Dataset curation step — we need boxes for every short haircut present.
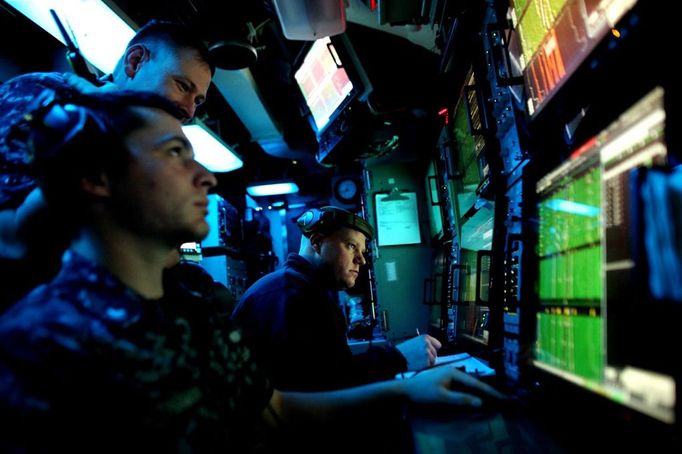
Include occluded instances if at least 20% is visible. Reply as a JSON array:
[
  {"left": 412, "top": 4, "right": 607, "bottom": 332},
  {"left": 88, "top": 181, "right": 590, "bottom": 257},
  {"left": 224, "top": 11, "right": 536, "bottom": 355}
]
[
  {"left": 20, "top": 89, "right": 184, "bottom": 232},
  {"left": 128, "top": 19, "right": 215, "bottom": 76}
]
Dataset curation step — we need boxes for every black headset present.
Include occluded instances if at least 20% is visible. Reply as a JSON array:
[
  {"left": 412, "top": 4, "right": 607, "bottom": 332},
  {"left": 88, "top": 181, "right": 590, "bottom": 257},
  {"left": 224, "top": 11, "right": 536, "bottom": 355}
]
[
  {"left": 296, "top": 206, "right": 374, "bottom": 240},
  {"left": 31, "top": 93, "right": 111, "bottom": 160}
]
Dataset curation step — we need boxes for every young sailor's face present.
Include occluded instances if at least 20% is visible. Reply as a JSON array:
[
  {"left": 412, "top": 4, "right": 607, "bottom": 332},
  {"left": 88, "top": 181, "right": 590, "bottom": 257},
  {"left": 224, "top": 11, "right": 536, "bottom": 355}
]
[{"left": 111, "top": 107, "right": 217, "bottom": 246}]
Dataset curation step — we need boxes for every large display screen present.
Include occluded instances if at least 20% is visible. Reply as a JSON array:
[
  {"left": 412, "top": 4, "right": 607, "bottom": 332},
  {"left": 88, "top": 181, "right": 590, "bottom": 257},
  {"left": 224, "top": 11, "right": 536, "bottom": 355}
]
[{"left": 534, "top": 87, "right": 675, "bottom": 423}]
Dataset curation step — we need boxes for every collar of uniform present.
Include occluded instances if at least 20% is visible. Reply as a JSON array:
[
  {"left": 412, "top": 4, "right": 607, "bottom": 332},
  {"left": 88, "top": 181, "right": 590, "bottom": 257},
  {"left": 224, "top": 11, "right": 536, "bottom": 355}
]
[{"left": 56, "top": 250, "right": 148, "bottom": 327}]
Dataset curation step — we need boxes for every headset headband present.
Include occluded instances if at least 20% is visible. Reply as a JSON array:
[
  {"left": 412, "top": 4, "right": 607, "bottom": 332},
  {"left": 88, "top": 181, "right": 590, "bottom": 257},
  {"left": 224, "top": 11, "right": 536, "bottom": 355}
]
[{"left": 296, "top": 206, "right": 374, "bottom": 240}]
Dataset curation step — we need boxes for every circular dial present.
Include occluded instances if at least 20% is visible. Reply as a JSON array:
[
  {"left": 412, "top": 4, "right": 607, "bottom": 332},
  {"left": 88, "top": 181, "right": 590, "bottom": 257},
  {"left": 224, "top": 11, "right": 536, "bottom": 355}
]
[{"left": 334, "top": 178, "right": 359, "bottom": 203}]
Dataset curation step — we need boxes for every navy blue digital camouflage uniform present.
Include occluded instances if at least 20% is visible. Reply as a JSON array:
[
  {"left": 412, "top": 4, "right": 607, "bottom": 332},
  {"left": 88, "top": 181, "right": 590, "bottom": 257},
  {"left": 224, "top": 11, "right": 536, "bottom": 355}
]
[
  {"left": 0, "top": 250, "right": 273, "bottom": 452},
  {"left": 0, "top": 73, "right": 77, "bottom": 208},
  {"left": 0, "top": 73, "right": 80, "bottom": 309}
]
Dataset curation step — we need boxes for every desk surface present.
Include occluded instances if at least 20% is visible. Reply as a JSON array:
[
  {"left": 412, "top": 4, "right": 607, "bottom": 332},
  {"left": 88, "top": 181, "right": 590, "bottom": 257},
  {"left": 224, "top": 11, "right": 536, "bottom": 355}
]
[
  {"left": 409, "top": 405, "right": 566, "bottom": 454},
  {"left": 408, "top": 394, "right": 681, "bottom": 453}
]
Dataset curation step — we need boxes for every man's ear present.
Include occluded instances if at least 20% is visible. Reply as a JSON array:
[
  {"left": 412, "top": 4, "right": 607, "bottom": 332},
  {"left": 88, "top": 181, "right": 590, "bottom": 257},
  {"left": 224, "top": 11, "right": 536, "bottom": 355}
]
[
  {"left": 80, "top": 173, "right": 111, "bottom": 198},
  {"left": 123, "top": 44, "right": 150, "bottom": 78},
  {"left": 309, "top": 233, "right": 324, "bottom": 253}
]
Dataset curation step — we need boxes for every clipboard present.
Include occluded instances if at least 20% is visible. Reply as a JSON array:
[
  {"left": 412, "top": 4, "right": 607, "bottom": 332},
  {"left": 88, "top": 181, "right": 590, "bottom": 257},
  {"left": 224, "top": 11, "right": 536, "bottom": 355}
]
[{"left": 374, "top": 190, "right": 421, "bottom": 246}]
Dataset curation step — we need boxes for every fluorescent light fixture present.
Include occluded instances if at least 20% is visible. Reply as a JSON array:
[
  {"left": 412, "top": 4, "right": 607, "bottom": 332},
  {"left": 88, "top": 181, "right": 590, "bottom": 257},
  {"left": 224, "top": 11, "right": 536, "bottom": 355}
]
[
  {"left": 7, "top": 0, "right": 135, "bottom": 74},
  {"left": 183, "top": 122, "right": 243, "bottom": 173},
  {"left": 247, "top": 182, "right": 300, "bottom": 197}
]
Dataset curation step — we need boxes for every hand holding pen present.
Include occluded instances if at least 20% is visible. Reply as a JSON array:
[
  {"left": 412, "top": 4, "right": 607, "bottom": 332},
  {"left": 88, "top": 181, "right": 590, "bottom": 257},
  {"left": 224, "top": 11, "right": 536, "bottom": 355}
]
[{"left": 395, "top": 328, "right": 442, "bottom": 371}]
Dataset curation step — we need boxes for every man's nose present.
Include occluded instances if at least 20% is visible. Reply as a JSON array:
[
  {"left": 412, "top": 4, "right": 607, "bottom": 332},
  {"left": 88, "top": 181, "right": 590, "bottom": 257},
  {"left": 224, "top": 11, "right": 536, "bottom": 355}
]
[
  {"left": 176, "top": 99, "right": 195, "bottom": 123},
  {"left": 194, "top": 161, "right": 217, "bottom": 188},
  {"left": 180, "top": 105, "right": 194, "bottom": 123},
  {"left": 185, "top": 102, "right": 196, "bottom": 120}
]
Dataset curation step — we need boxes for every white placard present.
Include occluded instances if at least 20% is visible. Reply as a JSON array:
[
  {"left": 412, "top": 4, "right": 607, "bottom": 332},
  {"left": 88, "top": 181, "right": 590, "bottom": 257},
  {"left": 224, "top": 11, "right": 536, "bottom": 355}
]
[{"left": 374, "top": 191, "right": 421, "bottom": 246}]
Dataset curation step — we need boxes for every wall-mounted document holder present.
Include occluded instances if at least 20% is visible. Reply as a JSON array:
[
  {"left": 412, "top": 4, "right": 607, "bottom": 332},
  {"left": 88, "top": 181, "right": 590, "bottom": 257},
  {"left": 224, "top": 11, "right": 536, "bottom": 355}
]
[{"left": 374, "top": 189, "right": 421, "bottom": 246}]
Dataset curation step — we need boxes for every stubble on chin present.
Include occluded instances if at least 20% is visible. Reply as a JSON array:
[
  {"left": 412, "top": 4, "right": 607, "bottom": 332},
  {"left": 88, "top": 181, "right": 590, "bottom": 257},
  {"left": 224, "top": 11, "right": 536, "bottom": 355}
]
[{"left": 345, "top": 276, "right": 357, "bottom": 289}]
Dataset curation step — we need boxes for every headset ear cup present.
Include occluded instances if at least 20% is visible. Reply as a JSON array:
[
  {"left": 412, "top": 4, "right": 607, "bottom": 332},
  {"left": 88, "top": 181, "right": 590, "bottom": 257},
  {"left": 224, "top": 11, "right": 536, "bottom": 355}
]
[
  {"left": 30, "top": 104, "right": 82, "bottom": 161},
  {"left": 297, "top": 209, "right": 313, "bottom": 233},
  {"left": 297, "top": 209, "right": 324, "bottom": 236}
]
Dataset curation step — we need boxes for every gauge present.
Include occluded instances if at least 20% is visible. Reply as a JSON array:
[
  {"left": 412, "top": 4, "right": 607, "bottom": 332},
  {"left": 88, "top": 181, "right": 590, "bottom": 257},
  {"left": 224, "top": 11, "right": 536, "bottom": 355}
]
[{"left": 334, "top": 177, "right": 360, "bottom": 203}]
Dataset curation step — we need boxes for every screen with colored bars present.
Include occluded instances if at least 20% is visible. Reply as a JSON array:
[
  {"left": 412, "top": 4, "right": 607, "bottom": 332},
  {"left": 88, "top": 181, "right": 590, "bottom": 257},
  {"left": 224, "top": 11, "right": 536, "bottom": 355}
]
[
  {"left": 511, "top": 0, "right": 638, "bottom": 117},
  {"left": 534, "top": 87, "right": 675, "bottom": 423},
  {"left": 294, "top": 36, "right": 354, "bottom": 134}
]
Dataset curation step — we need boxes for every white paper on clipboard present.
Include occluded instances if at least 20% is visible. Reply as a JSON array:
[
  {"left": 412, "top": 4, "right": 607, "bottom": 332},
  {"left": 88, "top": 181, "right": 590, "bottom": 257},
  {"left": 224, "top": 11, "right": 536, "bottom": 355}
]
[{"left": 374, "top": 191, "right": 421, "bottom": 246}]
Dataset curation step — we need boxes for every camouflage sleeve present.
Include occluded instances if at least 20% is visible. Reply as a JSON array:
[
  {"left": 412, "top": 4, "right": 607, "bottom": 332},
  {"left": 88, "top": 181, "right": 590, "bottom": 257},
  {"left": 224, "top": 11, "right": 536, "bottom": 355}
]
[{"left": 0, "top": 72, "right": 75, "bottom": 208}]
